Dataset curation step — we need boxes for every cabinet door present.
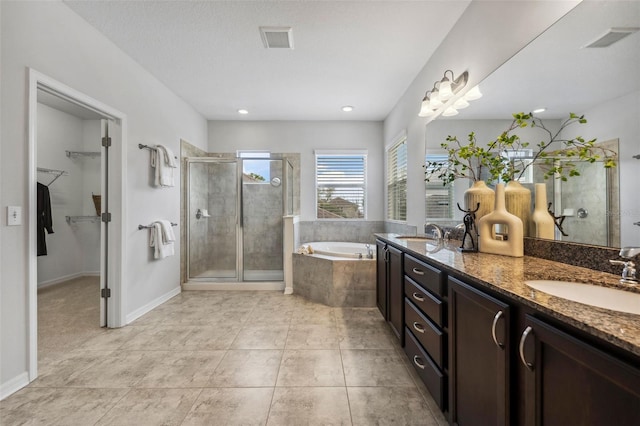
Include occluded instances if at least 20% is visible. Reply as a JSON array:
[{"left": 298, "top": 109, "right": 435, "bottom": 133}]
[
  {"left": 387, "top": 245, "right": 403, "bottom": 343},
  {"left": 375, "top": 240, "right": 387, "bottom": 319},
  {"left": 449, "top": 277, "right": 510, "bottom": 426},
  {"left": 520, "top": 315, "right": 640, "bottom": 426}
]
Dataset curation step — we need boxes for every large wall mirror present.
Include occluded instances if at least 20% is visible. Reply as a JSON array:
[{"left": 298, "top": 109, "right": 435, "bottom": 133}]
[{"left": 425, "top": 0, "right": 640, "bottom": 249}]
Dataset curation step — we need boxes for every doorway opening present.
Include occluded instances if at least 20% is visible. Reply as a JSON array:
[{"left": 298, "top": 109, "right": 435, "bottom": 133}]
[{"left": 27, "top": 69, "right": 127, "bottom": 381}]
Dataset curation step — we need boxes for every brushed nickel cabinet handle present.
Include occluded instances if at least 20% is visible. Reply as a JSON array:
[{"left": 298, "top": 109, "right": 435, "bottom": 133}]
[
  {"left": 413, "top": 355, "right": 425, "bottom": 370},
  {"left": 412, "top": 267, "right": 425, "bottom": 276},
  {"left": 519, "top": 326, "right": 534, "bottom": 371},
  {"left": 412, "top": 292, "right": 425, "bottom": 302},
  {"left": 412, "top": 322, "right": 425, "bottom": 334},
  {"left": 491, "top": 310, "right": 504, "bottom": 348}
]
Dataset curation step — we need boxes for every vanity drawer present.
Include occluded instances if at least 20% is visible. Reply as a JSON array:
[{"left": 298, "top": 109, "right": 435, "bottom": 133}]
[
  {"left": 404, "top": 254, "right": 445, "bottom": 297},
  {"left": 405, "top": 276, "right": 445, "bottom": 328},
  {"left": 405, "top": 298, "right": 445, "bottom": 369},
  {"left": 404, "top": 327, "right": 446, "bottom": 410}
]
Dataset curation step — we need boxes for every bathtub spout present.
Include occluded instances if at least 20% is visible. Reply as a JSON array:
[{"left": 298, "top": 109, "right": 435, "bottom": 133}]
[{"left": 365, "top": 244, "right": 374, "bottom": 259}]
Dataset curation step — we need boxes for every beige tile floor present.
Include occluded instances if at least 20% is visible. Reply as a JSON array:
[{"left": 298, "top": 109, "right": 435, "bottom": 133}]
[{"left": 1, "top": 278, "right": 448, "bottom": 425}]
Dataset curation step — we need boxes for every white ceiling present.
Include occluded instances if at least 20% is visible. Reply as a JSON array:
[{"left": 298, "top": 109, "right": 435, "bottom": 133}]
[
  {"left": 63, "top": 0, "right": 471, "bottom": 121},
  {"left": 448, "top": 0, "right": 640, "bottom": 121}
]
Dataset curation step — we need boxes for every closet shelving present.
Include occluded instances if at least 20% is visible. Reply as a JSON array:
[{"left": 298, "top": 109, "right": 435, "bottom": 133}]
[
  {"left": 66, "top": 216, "right": 101, "bottom": 225},
  {"left": 65, "top": 150, "right": 101, "bottom": 159},
  {"left": 37, "top": 167, "right": 68, "bottom": 186}
]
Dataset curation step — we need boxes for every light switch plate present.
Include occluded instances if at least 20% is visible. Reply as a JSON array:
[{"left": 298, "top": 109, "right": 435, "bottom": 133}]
[{"left": 7, "top": 206, "right": 22, "bottom": 226}]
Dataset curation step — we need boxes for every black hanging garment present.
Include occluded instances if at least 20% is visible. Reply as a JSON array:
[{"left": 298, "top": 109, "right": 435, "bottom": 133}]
[{"left": 37, "top": 182, "right": 54, "bottom": 256}]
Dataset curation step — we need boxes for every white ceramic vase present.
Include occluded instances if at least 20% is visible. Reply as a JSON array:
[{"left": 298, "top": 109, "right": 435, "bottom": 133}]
[
  {"left": 477, "top": 183, "right": 524, "bottom": 257},
  {"left": 464, "top": 181, "right": 495, "bottom": 222},
  {"left": 505, "top": 181, "right": 531, "bottom": 237},
  {"left": 532, "top": 183, "right": 555, "bottom": 239}
]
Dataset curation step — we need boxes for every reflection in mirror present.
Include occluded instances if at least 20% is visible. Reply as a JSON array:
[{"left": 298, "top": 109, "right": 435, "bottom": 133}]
[{"left": 424, "top": 1, "right": 640, "bottom": 248}]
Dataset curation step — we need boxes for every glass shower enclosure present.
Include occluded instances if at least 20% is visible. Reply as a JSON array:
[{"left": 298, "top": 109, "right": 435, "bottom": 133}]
[{"left": 186, "top": 156, "right": 293, "bottom": 282}]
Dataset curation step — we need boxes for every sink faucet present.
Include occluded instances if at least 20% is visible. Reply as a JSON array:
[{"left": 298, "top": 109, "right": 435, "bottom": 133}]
[
  {"left": 610, "top": 247, "right": 640, "bottom": 285},
  {"left": 424, "top": 223, "right": 443, "bottom": 239},
  {"left": 619, "top": 247, "right": 640, "bottom": 259}
]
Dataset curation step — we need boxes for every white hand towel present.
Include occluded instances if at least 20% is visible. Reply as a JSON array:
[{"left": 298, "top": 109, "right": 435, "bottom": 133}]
[
  {"left": 149, "top": 223, "right": 174, "bottom": 259},
  {"left": 151, "top": 145, "right": 175, "bottom": 188},
  {"left": 157, "top": 220, "right": 176, "bottom": 243},
  {"left": 156, "top": 144, "right": 177, "bottom": 168}
]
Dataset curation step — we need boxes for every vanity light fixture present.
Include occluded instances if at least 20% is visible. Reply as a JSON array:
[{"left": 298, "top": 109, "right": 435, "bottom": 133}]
[
  {"left": 238, "top": 109, "right": 249, "bottom": 115},
  {"left": 419, "top": 70, "right": 469, "bottom": 117},
  {"left": 442, "top": 106, "right": 459, "bottom": 117},
  {"left": 463, "top": 85, "right": 483, "bottom": 101},
  {"left": 341, "top": 105, "right": 354, "bottom": 112}
]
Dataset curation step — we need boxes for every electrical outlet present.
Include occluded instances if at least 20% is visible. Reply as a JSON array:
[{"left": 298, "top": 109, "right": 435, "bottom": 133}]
[{"left": 7, "top": 206, "right": 22, "bottom": 226}]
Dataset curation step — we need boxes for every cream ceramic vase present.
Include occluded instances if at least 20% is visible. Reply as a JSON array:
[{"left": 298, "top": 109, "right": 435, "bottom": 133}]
[
  {"left": 532, "top": 183, "right": 555, "bottom": 239},
  {"left": 477, "top": 183, "right": 524, "bottom": 257},
  {"left": 464, "top": 181, "right": 495, "bottom": 222},
  {"left": 505, "top": 181, "right": 531, "bottom": 237}
]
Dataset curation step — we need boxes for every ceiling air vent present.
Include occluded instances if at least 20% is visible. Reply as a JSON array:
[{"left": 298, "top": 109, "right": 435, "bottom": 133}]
[
  {"left": 260, "top": 26, "right": 294, "bottom": 49},
  {"left": 584, "top": 27, "right": 640, "bottom": 48}
]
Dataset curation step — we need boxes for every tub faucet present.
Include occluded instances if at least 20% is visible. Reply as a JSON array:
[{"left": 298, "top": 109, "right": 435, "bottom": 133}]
[
  {"left": 609, "top": 247, "right": 640, "bottom": 285},
  {"left": 365, "top": 244, "right": 373, "bottom": 259}
]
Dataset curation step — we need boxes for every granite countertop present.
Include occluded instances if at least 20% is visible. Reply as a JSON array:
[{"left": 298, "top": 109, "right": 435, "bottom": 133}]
[{"left": 376, "top": 233, "right": 640, "bottom": 358}]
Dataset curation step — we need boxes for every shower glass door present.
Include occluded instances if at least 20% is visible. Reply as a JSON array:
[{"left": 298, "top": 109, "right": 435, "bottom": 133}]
[
  {"left": 187, "top": 159, "right": 239, "bottom": 280},
  {"left": 242, "top": 158, "right": 284, "bottom": 281}
]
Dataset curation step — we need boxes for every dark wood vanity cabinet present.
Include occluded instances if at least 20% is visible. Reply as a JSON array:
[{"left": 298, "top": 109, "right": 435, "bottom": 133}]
[
  {"left": 375, "top": 236, "right": 640, "bottom": 425},
  {"left": 448, "top": 276, "right": 511, "bottom": 426},
  {"left": 520, "top": 315, "right": 640, "bottom": 426},
  {"left": 375, "top": 240, "right": 403, "bottom": 343},
  {"left": 403, "top": 253, "right": 448, "bottom": 411}
]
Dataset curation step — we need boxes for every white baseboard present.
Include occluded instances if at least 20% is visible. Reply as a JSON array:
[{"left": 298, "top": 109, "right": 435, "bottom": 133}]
[
  {"left": 183, "top": 281, "right": 285, "bottom": 291},
  {"left": 0, "top": 371, "right": 29, "bottom": 401},
  {"left": 37, "top": 271, "right": 100, "bottom": 289},
  {"left": 125, "top": 286, "right": 181, "bottom": 324}
]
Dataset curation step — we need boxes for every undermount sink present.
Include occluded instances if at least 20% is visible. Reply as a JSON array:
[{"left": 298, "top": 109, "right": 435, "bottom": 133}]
[{"left": 525, "top": 280, "right": 640, "bottom": 315}]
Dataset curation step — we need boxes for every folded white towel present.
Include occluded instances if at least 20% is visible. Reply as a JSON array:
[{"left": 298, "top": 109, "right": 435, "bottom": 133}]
[
  {"left": 149, "top": 222, "right": 174, "bottom": 259},
  {"left": 150, "top": 144, "right": 177, "bottom": 187}
]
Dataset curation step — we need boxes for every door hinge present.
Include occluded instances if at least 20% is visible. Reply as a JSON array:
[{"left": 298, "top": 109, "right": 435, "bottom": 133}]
[
  {"left": 101, "top": 212, "right": 111, "bottom": 223},
  {"left": 102, "top": 136, "right": 112, "bottom": 147},
  {"left": 101, "top": 288, "right": 111, "bottom": 298}
]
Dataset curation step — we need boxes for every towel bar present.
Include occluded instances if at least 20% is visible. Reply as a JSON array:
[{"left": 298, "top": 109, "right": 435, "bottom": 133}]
[
  {"left": 138, "top": 222, "right": 178, "bottom": 230},
  {"left": 138, "top": 143, "right": 178, "bottom": 159}
]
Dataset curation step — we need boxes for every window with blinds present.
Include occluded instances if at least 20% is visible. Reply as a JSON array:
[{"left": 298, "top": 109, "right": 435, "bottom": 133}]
[
  {"left": 425, "top": 154, "right": 455, "bottom": 219},
  {"left": 387, "top": 138, "right": 407, "bottom": 221},
  {"left": 316, "top": 151, "right": 367, "bottom": 219}
]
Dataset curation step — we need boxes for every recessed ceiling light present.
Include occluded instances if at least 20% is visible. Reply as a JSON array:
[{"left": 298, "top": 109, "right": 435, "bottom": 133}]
[
  {"left": 532, "top": 108, "right": 546, "bottom": 114},
  {"left": 238, "top": 109, "right": 249, "bottom": 115},
  {"left": 341, "top": 106, "right": 354, "bottom": 112}
]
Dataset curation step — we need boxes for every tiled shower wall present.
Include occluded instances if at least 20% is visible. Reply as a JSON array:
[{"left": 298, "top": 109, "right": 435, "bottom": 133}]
[{"left": 181, "top": 140, "right": 301, "bottom": 283}]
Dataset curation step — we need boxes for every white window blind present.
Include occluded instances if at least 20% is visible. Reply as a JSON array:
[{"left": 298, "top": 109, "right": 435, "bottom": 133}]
[
  {"left": 387, "top": 138, "right": 407, "bottom": 221},
  {"left": 425, "top": 154, "right": 455, "bottom": 219},
  {"left": 316, "top": 152, "right": 366, "bottom": 219}
]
